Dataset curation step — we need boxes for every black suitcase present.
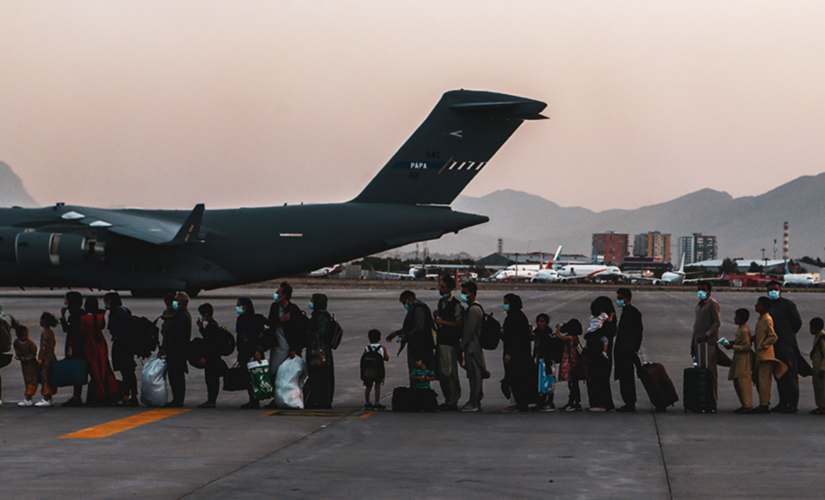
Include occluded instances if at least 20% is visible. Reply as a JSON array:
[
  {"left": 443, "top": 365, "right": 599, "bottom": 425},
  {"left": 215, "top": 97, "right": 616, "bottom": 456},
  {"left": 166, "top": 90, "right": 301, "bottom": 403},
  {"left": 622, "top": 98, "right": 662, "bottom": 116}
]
[
  {"left": 684, "top": 342, "right": 715, "bottom": 413},
  {"left": 391, "top": 387, "right": 438, "bottom": 412},
  {"left": 639, "top": 362, "right": 678, "bottom": 411}
]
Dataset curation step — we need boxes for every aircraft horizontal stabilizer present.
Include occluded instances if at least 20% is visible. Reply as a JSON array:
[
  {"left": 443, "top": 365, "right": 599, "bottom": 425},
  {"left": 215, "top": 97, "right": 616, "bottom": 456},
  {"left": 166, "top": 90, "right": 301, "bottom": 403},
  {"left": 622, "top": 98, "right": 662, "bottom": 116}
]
[{"left": 70, "top": 205, "right": 206, "bottom": 246}]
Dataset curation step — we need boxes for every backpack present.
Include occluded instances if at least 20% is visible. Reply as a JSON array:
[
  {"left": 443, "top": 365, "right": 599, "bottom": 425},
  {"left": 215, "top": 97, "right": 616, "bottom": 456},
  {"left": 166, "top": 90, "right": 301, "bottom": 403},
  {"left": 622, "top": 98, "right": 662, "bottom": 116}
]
[
  {"left": 472, "top": 304, "right": 501, "bottom": 351},
  {"left": 330, "top": 317, "right": 344, "bottom": 350},
  {"left": 216, "top": 326, "right": 236, "bottom": 357},
  {"left": 360, "top": 345, "right": 385, "bottom": 383},
  {"left": 129, "top": 316, "right": 160, "bottom": 359},
  {"left": 0, "top": 316, "right": 14, "bottom": 353}
]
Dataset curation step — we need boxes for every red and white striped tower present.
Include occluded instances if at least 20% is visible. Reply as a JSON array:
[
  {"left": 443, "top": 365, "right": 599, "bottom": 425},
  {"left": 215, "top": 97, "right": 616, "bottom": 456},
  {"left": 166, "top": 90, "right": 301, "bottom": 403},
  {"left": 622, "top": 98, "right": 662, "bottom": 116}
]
[{"left": 783, "top": 222, "right": 790, "bottom": 260}]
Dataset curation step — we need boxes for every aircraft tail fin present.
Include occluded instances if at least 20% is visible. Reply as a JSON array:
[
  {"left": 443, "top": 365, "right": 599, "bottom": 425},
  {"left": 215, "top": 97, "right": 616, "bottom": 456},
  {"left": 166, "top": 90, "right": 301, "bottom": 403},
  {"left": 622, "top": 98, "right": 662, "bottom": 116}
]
[
  {"left": 352, "top": 90, "right": 546, "bottom": 205},
  {"left": 785, "top": 258, "right": 790, "bottom": 275},
  {"left": 551, "top": 245, "right": 563, "bottom": 271},
  {"left": 678, "top": 253, "right": 686, "bottom": 274}
]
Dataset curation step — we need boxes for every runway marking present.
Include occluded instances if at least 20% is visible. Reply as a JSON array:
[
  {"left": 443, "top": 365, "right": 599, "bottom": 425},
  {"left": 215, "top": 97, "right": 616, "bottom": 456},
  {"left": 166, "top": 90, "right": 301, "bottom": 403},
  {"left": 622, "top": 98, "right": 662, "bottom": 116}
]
[
  {"left": 59, "top": 409, "right": 189, "bottom": 438},
  {"left": 262, "top": 408, "right": 376, "bottom": 418}
]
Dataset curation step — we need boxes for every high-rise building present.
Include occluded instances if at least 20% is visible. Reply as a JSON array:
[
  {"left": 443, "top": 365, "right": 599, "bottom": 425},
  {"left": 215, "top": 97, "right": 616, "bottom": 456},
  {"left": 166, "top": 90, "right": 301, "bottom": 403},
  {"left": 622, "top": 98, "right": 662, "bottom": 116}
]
[
  {"left": 679, "top": 233, "right": 718, "bottom": 265},
  {"left": 633, "top": 231, "right": 671, "bottom": 263},
  {"left": 592, "top": 232, "right": 629, "bottom": 265}
]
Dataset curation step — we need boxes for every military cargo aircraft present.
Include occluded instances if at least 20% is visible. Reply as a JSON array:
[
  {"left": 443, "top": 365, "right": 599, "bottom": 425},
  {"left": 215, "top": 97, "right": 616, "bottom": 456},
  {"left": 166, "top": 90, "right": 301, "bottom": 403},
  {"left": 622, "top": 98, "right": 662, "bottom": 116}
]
[{"left": 0, "top": 90, "right": 546, "bottom": 296}]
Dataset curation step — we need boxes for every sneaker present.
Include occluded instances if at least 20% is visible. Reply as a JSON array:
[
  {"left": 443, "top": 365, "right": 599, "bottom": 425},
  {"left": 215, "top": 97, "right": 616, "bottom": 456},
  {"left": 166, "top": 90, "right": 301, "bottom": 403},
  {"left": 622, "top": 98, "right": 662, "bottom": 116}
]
[
  {"left": 565, "top": 404, "right": 583, "bottom": 412},
  {"left": 18, "top": 399, "right": 33, "bottom": 407},
  {"left": 501, "top": 405, "right": 520, "bottom": 413},
  {"left": 460, "top": 403, "right": 480, "bottom": 412},
  {"left": 34, "top": 399, "right": 53, "bottom": 407},
  {"left": 372, "top": 403, "right": 386, "bottom": 410},
  {"left": 588, "top": 406, "right": 606, "bottom": 413},
  {"left": 751, "top": 405, "right": 770, "bottom": 414},
  {"left": 538, "top": 404, "right": 556, "bottom": 413},
  {"left": 364, "top": 402, "right": 374, "bottom": 410}
]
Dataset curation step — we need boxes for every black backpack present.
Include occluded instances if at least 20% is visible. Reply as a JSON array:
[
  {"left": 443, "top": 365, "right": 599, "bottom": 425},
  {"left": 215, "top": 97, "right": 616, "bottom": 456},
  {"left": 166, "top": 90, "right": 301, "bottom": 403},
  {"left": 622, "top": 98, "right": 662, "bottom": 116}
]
[
  {"left": 129, "top": 316, "right": 160, "bottom": 359},
  {"left": 360, "top": 345, "right": 385, "bottom": 383},
  {"left": 0, "top": 316, "right": 15, "bottom": 354},
  {"left": 216, "top": 326, "right": 236, "bottom": 357},
  {"left": 472, "top": 304, "right": 501, "bottom": 351}
]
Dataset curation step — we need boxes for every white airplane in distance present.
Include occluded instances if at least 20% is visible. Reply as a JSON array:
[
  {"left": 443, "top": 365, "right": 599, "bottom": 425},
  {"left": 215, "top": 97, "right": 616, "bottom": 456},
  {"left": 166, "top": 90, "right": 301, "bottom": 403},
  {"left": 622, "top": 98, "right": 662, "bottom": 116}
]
[
  {"left": 309, "top": 264, "right": 345, "bottom": 277},
  {"left": 782, "top": 259, "right": 816, "bottom": 286},
  {"left": 533, "top": 246, "right": 624, "bottom": 283},
  {"left": 632, "top": 254, "right": 687, "bottom": 285}
]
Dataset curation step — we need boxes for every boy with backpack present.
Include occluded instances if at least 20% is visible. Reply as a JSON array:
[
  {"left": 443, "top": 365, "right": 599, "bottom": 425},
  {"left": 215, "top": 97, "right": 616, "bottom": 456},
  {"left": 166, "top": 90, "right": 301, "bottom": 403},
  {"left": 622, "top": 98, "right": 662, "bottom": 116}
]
[
  {"left": 459, "top": 281, "right": 491, "bottom": 412},
  {"left": 362, "top": 329, "right": 389, "bottom": 410}
]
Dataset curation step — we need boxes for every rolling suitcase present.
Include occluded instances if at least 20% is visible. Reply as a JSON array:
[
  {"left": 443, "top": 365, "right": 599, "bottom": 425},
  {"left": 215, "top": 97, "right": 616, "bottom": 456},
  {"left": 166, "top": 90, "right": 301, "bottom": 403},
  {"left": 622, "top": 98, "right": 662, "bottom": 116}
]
[
  {"left": 50, "top": 358, "right": 88, "bottom": 387},
  {"left": 639, "top": 361, "right": 678, "bottom": 411},
  {"left": 391, "top": 387, "right": 438, "bottom": 412},
  {"left": 683, "top": 342, "right": 715, "bottom": 413}
]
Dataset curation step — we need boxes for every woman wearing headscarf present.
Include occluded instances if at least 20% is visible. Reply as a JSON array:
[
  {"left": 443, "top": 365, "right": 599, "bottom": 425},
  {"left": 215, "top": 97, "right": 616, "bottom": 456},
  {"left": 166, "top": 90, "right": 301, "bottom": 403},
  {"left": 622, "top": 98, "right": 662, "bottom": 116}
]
[
  {"left": 304, "top": 293, "right": 338, "bottom": 409},
  {"left": 0, "top": 304, "right": 21, "bottom": 407},
  {"left": 584, "top": 296, "right": 616, "bottom": 412},
  {"left": 501, "top": 293, "right": 538, "bottom": 412},
  {"left": 236, "top": 297, "right": 268, "bottom": 409},
  {"left": 60, "top": 291, "right": 87, "bottom": 406},
  {"left": 104, "top": 292, "right": 138, "bottom": 406},
  {"left": 80, "top": 296, "right": 120, "bottom": 405}
]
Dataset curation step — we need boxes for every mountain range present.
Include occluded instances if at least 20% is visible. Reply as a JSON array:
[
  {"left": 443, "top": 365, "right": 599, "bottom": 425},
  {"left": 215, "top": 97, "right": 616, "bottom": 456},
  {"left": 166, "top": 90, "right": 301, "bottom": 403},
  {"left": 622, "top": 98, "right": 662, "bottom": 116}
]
[
  {"left": 425, "top": 173, "right": 825, "bottom": 260},
  {"left": 0, "top": 161, "right": 38, "bottom": 207}
]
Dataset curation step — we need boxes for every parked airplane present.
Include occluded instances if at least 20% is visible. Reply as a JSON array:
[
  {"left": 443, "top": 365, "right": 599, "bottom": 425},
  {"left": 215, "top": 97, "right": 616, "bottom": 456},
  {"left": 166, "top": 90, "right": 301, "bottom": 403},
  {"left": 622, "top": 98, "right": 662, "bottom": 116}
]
[
  {"left": 0, "top": 90, "right": 547, "bottom": 296},
  {"left": 533, "top": 246, "right": 621, "bottom": 283},
  {"left": 631, "top": 254, "right": 688, "bottom": 285},
  {"left": 782, "top": 259, "right": 816, "bottom": 286},
  {"left": 308, "top": 264, "right": 344, "bottom": 278}
]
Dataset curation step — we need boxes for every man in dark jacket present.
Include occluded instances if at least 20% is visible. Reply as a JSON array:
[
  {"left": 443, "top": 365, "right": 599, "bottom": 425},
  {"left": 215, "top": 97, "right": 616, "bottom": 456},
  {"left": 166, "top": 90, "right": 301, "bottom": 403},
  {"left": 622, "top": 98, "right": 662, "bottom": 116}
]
[
  {"left": 614, "top": 288, "right": 643, "bottom": 412},
  {"left": 387, "top": 290, "right": 435, "bottom": 383},
  {"left": 434, "top": 276, "right": 463, "bottom": 411},
  {"left": 767, "top": 282, "right": 803, "bottom": 413},
  {"left": 159, "top": 291, "right": 192, "bottom": 408},
  {"left": 196, "top": 303, "right": 228, "bottom": 408}
]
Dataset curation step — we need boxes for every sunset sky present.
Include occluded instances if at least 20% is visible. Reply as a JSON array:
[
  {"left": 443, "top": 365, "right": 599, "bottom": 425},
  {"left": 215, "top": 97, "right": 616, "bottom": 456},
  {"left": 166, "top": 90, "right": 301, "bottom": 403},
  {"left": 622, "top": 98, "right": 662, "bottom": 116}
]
[{"left": 2, "top": 1, "right": 825, "bottom": 211}]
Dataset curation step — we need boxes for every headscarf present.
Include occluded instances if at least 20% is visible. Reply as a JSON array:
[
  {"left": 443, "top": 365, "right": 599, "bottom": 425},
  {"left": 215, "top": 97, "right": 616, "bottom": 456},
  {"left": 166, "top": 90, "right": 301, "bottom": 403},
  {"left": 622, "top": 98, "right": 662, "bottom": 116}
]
[
  {"left": 66, "top": 291, "right": 84, "bottom": 310},
  {"left": 311, "top": 293, "right": 328, "bottom": 314},
  {"left": 504, "top": 293, "right": 523, "bottom": 312},
  {"left": 237, "top": 297, "right": 255, "bottom": 314}
]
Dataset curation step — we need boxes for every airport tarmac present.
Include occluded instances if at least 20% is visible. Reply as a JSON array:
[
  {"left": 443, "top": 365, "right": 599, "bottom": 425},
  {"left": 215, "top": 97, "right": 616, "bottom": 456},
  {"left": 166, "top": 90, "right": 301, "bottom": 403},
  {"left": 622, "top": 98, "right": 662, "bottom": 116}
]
[{"left": 1, "top": 288, "right": 824, "bottom": 499}]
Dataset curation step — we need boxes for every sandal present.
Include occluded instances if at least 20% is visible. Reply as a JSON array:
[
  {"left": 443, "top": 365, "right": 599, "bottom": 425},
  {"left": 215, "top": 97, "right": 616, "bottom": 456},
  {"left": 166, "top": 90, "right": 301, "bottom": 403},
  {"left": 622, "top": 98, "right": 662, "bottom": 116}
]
[{"left": 809, "top": 408, "right": 825, "bottom": 415}]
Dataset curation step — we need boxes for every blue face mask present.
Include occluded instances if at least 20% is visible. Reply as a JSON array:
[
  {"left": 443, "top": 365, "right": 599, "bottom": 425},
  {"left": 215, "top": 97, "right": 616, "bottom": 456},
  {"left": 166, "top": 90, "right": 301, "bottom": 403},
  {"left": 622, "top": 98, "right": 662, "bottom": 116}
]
[
  {"left": 697, "top": 291, "right": 708, "bottom": 301},
  {"left": 616, "top": 299, "right": 626, "bottom": 308},
  {"left": 404, "top": 303, "right": 410, "bottom": 310},
  {"left": 236, "top": 306, "right": 244, "bottom": 315},
  {"left": 308, "top": 302, "right": 314, "bottom": 310},
  {"left": 503, "top": 304, "right": 510, "bottom": 312},
  {"left": 441, "top": 292, "right": 451, "bottom": 299},
  {"left": 104, "top": 304, "right": 110, "bottom": 310},
  {"left": 172, "top": 301, "right": 180, "bottom": 310},
  {"left": 273, "top": 292, "right": 280, "bottom": 302},
  {"left": 768, "top": 290, "right": 780, "bottom": 300},
  {"left": 199, "top": 315, "right": 206, "bottom": 322},
  {"left": 460, "top": 294, "right": 469, "bottom": 303}
]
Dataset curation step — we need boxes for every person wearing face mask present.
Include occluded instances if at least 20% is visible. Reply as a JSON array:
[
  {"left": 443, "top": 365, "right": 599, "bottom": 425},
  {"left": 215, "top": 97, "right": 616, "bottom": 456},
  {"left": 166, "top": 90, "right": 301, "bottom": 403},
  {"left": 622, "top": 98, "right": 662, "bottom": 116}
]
[
  {"left": 765, "top": 282, "right": 803, "bottom": 413},
  {"left": 386, "top": 290, "right": 435, "bottom": 384},
  {"left": 614, "top": 288, "right": 643, "bottom": 412},
  {"left": 158, "top": 292, "right": 192, "bottom": 408},
  {"left": 691, "top": 281, "right": 721, "bottom": 410},
  {"left": 60, "top": 291, "right": 86, "bottom": 407},
  {"left": 459, "top": 281, "right": 489, "bottom": 412},
  {"left": 266, "top": 282, "right": 308, "bottom": 398},
  {"left": 104, "top": 292, "right": 138, "bottom": 407},
  {"left": 236, "top": 297, "right": 268, "bottom": 409},
  {"left": 433, "top": 276, "right": 463, "bottom": 411},
  {"left": 500, "top": 293, "right": 537, "bottom": 413},
  {"left": 195, "top": 303, "right": 227, "bottom": 408}
]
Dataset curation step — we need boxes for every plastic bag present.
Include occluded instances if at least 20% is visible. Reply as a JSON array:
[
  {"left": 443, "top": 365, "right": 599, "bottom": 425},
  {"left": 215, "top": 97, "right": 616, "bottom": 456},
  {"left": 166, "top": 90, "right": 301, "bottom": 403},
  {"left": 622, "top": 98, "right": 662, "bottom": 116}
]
[
  {"left": 140, "top": 356, "right": 168, "bottom": 407},
  {"left": 247, "top": 359, "right": 274, "bottom": 400},
  {"left": 274, "top": 357, "right": 307, "bottom": 409}
]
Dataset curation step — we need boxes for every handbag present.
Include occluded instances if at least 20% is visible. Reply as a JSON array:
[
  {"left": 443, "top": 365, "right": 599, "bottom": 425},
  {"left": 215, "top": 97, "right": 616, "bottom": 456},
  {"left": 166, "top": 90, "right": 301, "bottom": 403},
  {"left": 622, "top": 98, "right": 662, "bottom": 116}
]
[{"left": 223, "top": 362, "right": 250, "bottom": 391}]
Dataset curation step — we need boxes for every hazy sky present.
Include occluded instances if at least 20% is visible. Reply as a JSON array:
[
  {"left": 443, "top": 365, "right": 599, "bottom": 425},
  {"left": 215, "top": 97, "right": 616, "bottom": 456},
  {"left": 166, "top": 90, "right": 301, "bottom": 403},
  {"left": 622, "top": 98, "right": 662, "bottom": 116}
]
[{"left": 3, "top": 1, "right": 825, "bottom": 211}]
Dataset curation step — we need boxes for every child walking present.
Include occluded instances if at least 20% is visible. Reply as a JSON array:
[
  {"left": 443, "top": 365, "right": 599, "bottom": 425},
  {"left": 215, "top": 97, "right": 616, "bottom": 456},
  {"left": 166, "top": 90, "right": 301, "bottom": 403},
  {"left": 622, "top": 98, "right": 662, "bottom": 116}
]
[
  {"left": 752, "top": 297, "right": 788, "bottom": 414},
  {"left": 35, "top": 313, "right": 59, "bottom": 407},
  {"left": 722, "top": 308, "right": 753, "bottom": 414},
  {"left": 808, "top": 317, "right": 825, "bottom": 415},
  {"left": 13, "top": 325, "right": 39, "bottom": 407},
  {"left": 361, "top": 329, "right": 389, "bottom": 410},
  {"left": 556, "top": 319, "right": 583, "bottom": 411},
  {"left": 534, "top": 313, "right": 562, "bottom": 412}
]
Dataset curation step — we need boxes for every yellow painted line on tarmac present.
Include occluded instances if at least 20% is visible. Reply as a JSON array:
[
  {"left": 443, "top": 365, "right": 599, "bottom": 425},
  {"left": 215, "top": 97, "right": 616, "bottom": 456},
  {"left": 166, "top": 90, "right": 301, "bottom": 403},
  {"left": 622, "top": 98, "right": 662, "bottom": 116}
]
[{"left": 59, "top": 409, "right": 189, "bottom": 439}]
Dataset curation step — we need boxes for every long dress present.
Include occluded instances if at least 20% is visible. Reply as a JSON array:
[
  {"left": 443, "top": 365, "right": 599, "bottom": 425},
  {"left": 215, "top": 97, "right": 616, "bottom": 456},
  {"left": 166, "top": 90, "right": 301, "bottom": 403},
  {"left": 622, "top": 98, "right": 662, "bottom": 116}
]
[
  {"left": 585, "top": 318, "right": 616, "bottom": 410},
  {"left": 80, "top": 312, "right": 120, "bottom": 402},
  {"left": 502, "top": 311, "right": 538, "bottom": 410},
  {"left": 304, "top": 311, "right": 335, "bottom": 409},
  {"left": 39, "top": 328, "right": 58, "bottom": 397}
]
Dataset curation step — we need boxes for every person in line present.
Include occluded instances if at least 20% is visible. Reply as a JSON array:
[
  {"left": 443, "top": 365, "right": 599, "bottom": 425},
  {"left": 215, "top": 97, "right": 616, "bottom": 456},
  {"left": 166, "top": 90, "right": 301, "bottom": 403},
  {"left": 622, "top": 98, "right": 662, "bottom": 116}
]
[
  {"left": 304, "top": 293, "right": 337, "bottom": 409},
  {"left": 267, "top": 281, "right": 307, "bottom": 388},
  {"left": 160, "top": 293, "right": 177, "bottom": 339},
  {"left": 766, "top": 282, "right": 803, "bottom": 413},
  {"left": 60, "top": 291, "right": 86, "bottom": 407},
  {"left": 751, "top": 296, "right": 788, "bottom": 414},
  {"left": 691, "top": 281, "right": 721, "bottom": 411},
  {"left": 0, "top": 304, "right": 21, "bottom": 408},
  {"left": 104, "top": 292, "right": 138, "bottom": 407},
  {"left": 387, "top": 291, "right": 435, "bottom": 379},
  {"left": 584, "top": 297, "right": 616, "bottom": 412},
  {"left": 81, "top": 296, "right": 120, "bottom": 406},
  {"left": 433, "top": 276, "right": 463, "bottom": 411},
  {"left": 236, "top": 297, "right": 268, "bottom": 409},
  {"left": 614, "top": 288, "right": 643, "bottom": 413},
  {"left": 500, "top": 293, "right": 537, "bottom": 413},
  {"left": 410, "top": 357, "right": 436, "bottom": 390},
  {"left": 808, "top": 317, "right": 825, "bottom": 415},
  {"left": 459, "top": 281, "right": 489, "bottom": 412},
  {"left": 35, "top": 313, "right": 59, "bottom": 407},
  {"left": 13, "top": 325, "right": 39, "bottom": 407},
  {"left": 533, "top": 313, "right": 562, "bottom": 412},
  {"left": 159, "top": 292, "right": 192, "bottom": 408},
  {"left": 196, "top": 303, "right": 227, "bottom": 408},
  {"left": 362, "top": 329, "right": 389, "bottom": 410},
  {"left": 555, "top": 319, "right": 583, "bottom": 411},
  {"left": 722, "top": 308, "right": 754, "bottom": 414}
]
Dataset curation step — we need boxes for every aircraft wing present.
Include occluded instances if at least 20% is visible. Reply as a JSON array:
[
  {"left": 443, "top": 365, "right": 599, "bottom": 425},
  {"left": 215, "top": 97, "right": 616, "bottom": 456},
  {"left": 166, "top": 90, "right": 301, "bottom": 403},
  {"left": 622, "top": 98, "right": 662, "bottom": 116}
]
[{"left": 70, "top": 205, "right": 205, "bottom": 246}]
